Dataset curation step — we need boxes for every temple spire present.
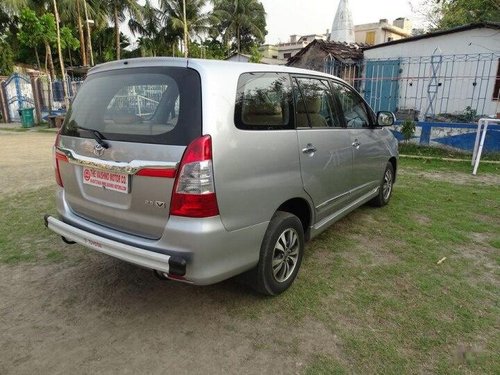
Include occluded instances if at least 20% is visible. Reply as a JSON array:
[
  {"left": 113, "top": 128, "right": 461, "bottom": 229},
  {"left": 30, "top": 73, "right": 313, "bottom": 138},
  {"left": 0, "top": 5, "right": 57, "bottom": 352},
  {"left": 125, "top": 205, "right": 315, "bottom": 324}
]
[{"left": 330, "top": 0, "right": 355, "bottom": 43}]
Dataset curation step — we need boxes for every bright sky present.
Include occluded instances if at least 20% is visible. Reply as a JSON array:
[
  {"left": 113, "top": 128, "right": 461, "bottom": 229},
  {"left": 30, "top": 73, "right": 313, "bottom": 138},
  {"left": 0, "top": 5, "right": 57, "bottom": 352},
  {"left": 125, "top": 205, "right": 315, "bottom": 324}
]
[
  {"left": 132, "top": 0, "right": 425, "bottom": 45},
  {"left": 261, "top": 0, "right": 422, "bottom": 44}
]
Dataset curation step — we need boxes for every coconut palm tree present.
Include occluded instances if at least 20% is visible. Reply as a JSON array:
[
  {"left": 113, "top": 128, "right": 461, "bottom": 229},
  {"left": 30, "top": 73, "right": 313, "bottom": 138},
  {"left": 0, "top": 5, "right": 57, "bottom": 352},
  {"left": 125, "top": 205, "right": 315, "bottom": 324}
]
[
  {"left": 58, "top": 0, "right": 87, "bottom": 65},
  {"left": 128, "top": 0, "right": 166, "bottom": 56},
  {"left": 160, "top": 0, "right": 212, "bottom": 57},
  {"left": 57, "top": 0, "right": 106, "bottom": 66},
  {"left": 213, "top": 0, "right": 266, "bottom": 54},
  {"left": 93, "top": 0, "right": 141, "bottom": 60}
]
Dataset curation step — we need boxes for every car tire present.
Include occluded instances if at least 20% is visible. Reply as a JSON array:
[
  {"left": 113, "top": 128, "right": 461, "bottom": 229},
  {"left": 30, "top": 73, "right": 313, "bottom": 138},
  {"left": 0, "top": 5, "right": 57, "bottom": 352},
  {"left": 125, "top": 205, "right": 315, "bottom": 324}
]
[
  {"left": 252, "top": 211, "right": 304, "bottom": 296},
  {"left": 370, "top": 162, "right": 395, "bottom": 207}
]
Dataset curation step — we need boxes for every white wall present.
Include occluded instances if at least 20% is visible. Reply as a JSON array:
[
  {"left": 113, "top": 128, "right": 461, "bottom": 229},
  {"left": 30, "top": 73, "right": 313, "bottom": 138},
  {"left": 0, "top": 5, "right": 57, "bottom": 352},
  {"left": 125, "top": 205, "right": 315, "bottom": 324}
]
[{"left": 363, "top": 27, "right": 500, "bottom": 117}]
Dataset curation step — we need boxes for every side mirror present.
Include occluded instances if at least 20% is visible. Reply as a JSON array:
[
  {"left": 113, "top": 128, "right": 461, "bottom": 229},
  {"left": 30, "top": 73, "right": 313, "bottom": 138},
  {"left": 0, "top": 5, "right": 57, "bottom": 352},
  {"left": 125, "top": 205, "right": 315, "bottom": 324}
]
[{"left": 376, "top": 111, "right": 395, "bottom": 126}]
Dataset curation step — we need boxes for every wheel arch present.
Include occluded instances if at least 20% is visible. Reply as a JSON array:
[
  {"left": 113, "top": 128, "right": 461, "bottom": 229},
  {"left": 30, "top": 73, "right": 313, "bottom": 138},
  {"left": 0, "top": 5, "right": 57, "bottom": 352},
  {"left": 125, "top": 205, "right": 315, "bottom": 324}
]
[
  {"left": 277, "top": 198, "right": 313, "bottom": 241},
  {"left": 389, "top": 156, "right": 397, "bottom": 182}
]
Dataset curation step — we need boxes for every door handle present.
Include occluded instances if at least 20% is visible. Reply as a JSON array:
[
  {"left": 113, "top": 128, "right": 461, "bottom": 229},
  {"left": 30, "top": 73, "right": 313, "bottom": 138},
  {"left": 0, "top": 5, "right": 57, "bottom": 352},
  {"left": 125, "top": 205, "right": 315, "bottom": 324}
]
[
  {"left": 302, "top": 144, "right": 317, "bottom": 154},
  {"left": 352, "top": 139, "right": 361, "bottom": 148}
]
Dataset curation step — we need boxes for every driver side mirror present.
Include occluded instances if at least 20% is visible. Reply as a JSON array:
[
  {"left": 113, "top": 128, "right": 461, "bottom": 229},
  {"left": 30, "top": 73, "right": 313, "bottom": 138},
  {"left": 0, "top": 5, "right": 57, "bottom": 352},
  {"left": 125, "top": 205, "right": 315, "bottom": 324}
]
[{"left": 376, "top": 111, "right": 395, "bottom": 126}]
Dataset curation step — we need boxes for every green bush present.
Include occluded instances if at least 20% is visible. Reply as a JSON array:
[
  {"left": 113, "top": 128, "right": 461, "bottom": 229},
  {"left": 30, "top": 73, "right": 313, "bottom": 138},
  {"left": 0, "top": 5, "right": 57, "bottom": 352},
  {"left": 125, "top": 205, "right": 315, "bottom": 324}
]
[
  {"left": 0, "top": 39, "right": 14, "bottom": 76},
  {"left": 401, "top": 119, "right": 416, "bottom": 143}
]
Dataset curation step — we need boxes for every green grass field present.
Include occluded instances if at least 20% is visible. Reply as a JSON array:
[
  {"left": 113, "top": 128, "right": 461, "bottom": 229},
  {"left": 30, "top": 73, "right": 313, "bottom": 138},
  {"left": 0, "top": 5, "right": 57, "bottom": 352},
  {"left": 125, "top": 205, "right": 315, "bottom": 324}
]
[{"left": 1, "top": 156, "right": 498, "bottom": 374}]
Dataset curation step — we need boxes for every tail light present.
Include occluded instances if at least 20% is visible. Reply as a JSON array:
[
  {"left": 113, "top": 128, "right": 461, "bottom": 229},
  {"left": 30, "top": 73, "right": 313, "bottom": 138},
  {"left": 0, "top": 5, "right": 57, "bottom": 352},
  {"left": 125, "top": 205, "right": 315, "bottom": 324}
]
[
  {"left": 54, "top": 132, "right": 68, "bottom": 187},
  {"left": 170, "top": 135, "right": 219, "bottom": 218}
]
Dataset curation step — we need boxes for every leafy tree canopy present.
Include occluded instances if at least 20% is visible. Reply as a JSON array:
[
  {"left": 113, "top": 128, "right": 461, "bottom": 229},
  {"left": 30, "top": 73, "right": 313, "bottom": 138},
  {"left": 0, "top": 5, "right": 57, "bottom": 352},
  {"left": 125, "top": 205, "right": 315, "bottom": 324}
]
[
  {"left": 60, "top": 26, "right": 80, "bottom": 51},
  {"left": 18, "top": 8, "right": 57, "bottom": 48},
  {"left": 0, "top": 39, "right": 14, "bottom": 75},
  {"left": 436, "top": 0, "right": 500, "bottom": 29},
  {"left": 213, "top": 0, "right": 267, "bottom": 54}
]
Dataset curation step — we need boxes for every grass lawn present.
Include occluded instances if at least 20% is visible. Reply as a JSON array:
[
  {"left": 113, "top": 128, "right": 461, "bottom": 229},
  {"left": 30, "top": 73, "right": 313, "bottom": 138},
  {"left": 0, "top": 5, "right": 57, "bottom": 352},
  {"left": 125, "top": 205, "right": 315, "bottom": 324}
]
[{"left": 1, "top": 156, "right": 498, "bottom": 374}]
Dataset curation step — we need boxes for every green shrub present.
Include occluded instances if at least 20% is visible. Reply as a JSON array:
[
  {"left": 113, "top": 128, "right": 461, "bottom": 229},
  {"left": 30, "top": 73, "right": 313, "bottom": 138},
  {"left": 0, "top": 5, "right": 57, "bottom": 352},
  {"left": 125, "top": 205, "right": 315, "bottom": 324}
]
[{"left": 401, "top": 119, "right": 416, "bottom": 143}]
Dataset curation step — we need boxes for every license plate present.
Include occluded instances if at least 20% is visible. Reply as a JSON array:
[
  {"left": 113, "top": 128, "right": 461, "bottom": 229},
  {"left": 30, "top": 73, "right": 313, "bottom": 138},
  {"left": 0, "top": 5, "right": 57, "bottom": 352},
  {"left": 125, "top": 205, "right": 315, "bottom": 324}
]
[{"left": 82, "top": 167, "right": 129, "bottom": 194}]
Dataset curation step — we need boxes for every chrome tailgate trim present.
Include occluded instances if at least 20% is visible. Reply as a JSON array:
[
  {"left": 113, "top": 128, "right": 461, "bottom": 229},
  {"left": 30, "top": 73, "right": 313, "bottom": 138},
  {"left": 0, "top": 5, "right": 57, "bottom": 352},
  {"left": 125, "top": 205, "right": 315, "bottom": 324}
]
[{"left": 56, "top": 146, "right": 178, "bottom": 175}]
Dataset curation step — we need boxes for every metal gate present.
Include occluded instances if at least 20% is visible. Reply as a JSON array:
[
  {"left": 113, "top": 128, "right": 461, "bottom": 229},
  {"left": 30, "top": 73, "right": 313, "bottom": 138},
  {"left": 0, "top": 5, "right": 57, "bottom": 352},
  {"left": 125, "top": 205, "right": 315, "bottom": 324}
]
[
  {"left": 363, "top": 59, "right": 401, "bottom": 112},
  {"left": 1, "top": 73, "right": 35, "bottom": 122}
]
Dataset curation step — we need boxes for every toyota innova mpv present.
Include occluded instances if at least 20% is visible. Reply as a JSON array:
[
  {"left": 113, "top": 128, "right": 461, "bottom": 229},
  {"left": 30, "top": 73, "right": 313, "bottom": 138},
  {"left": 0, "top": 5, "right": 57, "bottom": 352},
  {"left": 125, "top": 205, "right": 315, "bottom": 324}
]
[{"left": 45, "top": 58, "right": 398, "bottom": 295}]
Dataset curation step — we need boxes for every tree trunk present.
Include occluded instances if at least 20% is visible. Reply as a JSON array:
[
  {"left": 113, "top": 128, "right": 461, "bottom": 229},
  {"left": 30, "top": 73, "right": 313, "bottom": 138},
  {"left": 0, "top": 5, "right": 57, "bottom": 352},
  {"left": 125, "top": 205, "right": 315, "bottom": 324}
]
[
  {"left": 183, "top": 0, "right": 188, "bottom": 57},
  {"left": 76, "top": 0, "right": 87, "bottom": 66},
  {"left": 237, "top": 26, "right": 240, "bottom": 54},
  {"left": 114, "top": 5, "right": 120, "bottom": 60},
  {"left": 45, "top": 42, "right": 56, "bottom": 81},
  {"left": 83, "top": 0, "right": 94, "bottom": 66},
  {"left": 53, "top": 0, "right": 69, "bottom": 108},
  {"left": 45, "top": 45, "right": 53, "bottom": 114},
  {"left": 34, "top": 48, "right": 41, "bottom": 71},
  {"left": 47, "top": 74, "right": 54, "bottom": 114}
]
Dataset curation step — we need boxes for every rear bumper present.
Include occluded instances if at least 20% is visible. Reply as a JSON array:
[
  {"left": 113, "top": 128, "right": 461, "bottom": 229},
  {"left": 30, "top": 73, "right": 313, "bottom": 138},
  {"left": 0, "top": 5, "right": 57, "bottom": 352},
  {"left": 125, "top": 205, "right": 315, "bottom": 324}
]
[
  {"left": 47, "top": 189, "right": 269, "bottom": 285},
  {"left": 45, "top": 215, "right": 186, "bottom": 277}
]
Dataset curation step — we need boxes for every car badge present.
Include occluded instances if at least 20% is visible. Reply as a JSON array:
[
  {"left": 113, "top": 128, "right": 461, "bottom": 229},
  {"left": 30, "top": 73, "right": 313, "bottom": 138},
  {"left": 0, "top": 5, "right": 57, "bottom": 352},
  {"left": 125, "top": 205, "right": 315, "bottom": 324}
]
[{"left": 93, "top": 144, "right": 105, "bottom": 157}]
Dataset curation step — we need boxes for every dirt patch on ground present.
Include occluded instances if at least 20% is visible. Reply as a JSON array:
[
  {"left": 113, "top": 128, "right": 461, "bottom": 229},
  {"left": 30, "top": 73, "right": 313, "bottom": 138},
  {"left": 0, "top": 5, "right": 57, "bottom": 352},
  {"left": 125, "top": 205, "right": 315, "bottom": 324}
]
[
  {"left": 411, "top": 214, "right": 432, "bottom": 226},
  {"left": 343, "top": 234, "right": 402, "bottom": 267},
  {"left": 0, "top": 132, "right": 56, "bottom": 196},
  {"left": 455, "top": 241, "right": 499, "bottom": 289},
  {"left": 0, "top": 257, "right": 341, "bottom": 374},
  {"left": 399, "top": 168, "right": 500, "bottom": 186}
]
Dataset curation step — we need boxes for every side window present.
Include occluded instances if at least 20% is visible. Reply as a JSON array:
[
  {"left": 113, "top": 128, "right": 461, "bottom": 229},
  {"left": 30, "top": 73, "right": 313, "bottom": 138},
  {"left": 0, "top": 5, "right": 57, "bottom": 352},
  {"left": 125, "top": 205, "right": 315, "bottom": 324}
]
[
  {"left": 294, "top": 77, "right": 341, "bottom": 128},
  {"left": 235, "top": 72, "right": 293, "bottom": 130},
  {"left": 332, "top": 83, "right": 372, "bottom": 128}
]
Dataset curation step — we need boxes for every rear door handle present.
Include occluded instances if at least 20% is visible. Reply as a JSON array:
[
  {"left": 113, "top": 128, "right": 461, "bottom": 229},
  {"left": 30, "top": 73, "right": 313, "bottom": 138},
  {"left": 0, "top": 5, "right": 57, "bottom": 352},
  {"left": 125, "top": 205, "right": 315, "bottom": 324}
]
[
  {"left": 352, "top": 139, "right": 361, "bottom": 148},
  {"left": 302, "top": 144, "right": 317, "bottom": 154}
]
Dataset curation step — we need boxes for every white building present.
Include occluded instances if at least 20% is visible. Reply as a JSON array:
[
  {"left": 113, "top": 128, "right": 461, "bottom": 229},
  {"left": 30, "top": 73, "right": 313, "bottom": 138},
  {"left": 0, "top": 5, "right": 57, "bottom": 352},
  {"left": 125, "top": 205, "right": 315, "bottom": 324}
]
[
  {"left": 355, "top": 18, "right": 412, "bottom": 45},
  {"left": 362, "top": 22, "right": 500, "bottom": 119}
]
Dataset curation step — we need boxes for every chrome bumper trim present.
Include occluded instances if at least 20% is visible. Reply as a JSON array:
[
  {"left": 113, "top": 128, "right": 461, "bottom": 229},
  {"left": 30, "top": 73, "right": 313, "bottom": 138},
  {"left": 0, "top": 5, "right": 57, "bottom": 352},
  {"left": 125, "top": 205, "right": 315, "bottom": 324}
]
[{"left": 46, "top": 215, "right": 172, "bottom": 273}]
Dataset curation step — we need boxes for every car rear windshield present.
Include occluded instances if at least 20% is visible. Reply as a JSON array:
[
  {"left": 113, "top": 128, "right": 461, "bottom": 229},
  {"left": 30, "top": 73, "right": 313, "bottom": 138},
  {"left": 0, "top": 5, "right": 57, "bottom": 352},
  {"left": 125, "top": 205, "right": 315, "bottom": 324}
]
[{"left": 61, "top": 67, "right": 202, "bottom": 145}]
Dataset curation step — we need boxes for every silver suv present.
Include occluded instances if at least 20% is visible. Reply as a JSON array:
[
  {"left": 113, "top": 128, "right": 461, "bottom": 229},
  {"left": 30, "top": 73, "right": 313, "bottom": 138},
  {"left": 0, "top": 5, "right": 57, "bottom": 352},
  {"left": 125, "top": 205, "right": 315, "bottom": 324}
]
[{"left": 45, "top": 58, "right": 398, "bottom": 295}]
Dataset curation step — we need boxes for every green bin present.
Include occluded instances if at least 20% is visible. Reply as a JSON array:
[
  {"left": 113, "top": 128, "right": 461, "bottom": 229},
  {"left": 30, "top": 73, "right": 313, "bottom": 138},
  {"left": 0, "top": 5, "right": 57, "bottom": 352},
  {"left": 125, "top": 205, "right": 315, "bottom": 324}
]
[{"left": 19, "top": 107, "right": 35, "bottom": 128}]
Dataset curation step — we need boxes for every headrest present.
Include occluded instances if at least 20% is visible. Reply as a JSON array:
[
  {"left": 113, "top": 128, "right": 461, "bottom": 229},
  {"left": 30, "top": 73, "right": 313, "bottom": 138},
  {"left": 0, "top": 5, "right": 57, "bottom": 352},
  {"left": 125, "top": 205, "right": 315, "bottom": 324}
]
[
  {"left": 297, "top": 96, "right": 321, "bottom": 114},
  {"left": 243, "top": 101, "right": 283, "bottom": 116}
]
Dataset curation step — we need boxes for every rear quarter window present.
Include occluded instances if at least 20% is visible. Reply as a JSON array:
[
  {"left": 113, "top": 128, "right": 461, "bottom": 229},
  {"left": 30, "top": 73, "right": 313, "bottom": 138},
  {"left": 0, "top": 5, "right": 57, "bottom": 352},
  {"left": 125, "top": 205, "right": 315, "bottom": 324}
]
[
  {"left": 234, "top": 72, "right": 294, "bottom": 130},
  {"left": 61, "top": 67, "right": 201, "bottom": 145}
]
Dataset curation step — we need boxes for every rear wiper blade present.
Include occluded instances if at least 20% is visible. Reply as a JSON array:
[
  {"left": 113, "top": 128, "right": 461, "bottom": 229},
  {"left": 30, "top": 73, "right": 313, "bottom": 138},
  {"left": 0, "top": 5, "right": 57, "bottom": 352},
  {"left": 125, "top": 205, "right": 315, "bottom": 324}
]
[{"left": 77, "top": 126, "right": 109, "bottom": 149}]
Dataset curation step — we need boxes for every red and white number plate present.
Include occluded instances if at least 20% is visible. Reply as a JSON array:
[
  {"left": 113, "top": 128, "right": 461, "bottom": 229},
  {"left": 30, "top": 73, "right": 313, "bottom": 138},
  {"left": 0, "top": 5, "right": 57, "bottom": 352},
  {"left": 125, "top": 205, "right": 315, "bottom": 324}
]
[{"left": 82, "top": 167, "right": 129, "bottom": 193}]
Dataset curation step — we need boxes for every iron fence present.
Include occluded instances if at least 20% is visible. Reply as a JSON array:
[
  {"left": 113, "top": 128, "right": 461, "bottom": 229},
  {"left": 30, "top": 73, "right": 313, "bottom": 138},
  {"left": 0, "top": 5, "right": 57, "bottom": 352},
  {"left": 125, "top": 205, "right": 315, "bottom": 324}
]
[{"left": 325, "top": 53, "right": 500, "bottom": 121}]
